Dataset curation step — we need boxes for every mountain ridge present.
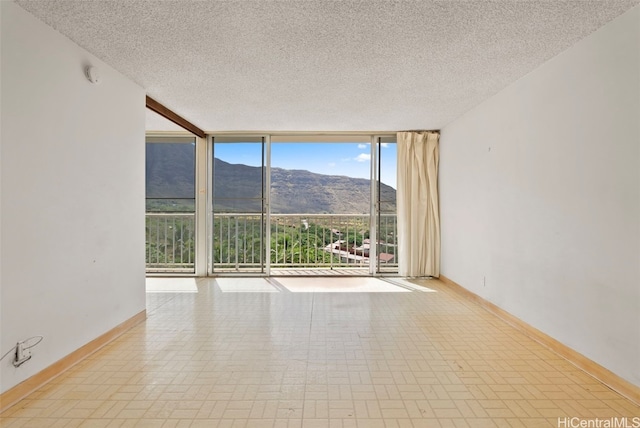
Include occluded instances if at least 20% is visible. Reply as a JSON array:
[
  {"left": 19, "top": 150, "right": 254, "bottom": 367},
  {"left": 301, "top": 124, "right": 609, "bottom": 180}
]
[{"left": 146, "top": 144, "right": 395, "bottom": 214}]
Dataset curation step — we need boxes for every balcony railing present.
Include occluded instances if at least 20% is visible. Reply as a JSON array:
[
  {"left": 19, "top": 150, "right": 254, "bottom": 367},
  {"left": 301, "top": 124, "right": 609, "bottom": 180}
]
[
  {"left": 146, "top": 212, "right": 196, "bottom": 273},
  {"left": 146, "top": 212, "right": 397, "bottom": 273}
]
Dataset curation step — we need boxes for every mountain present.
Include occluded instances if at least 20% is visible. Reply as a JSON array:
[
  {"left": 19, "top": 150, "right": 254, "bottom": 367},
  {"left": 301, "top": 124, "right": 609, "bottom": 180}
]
[
  {"left": 146, "top": 145, "right": 396, "bottom": 214},
  {"left": 146, "top": 142, "right": 195, "bottom": 199},
  {"left": 270, "top": 165, "right": 396, "bottom": 214},
  {"left": 212, "top": 158, "right": 396, "bottom": 214}
]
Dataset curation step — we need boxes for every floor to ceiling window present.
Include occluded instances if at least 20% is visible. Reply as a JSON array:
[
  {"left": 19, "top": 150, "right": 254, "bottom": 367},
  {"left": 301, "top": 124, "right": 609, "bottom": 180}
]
[
  {"left": 145, "top": 136, "right": 196, "bottom": 274},
  {"left": 145, "top": 133, "right": 397, "bottom": 276}
]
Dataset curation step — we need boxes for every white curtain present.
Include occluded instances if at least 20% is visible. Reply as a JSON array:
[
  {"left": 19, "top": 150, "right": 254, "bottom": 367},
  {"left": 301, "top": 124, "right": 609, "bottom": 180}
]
[{"left": 397, "top": 131, "right": 440, "bottom": 277}]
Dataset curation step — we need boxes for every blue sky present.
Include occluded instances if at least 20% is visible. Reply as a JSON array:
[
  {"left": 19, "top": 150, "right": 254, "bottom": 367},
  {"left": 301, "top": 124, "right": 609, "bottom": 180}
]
[{"left": 214, "top": 142, "right": 397, "bottom": 189}]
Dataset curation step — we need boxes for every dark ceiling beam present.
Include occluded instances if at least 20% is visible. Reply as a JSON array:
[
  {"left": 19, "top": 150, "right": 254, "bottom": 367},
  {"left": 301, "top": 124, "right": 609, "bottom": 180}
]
[{"left": 145, "top": 96, "right": 206, "bottom": 138}]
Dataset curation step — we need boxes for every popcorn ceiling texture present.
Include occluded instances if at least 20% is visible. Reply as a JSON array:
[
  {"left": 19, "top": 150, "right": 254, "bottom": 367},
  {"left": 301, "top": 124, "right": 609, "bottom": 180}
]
[{"left": 15, "top": 1, "right": 639, "bottom": 132}]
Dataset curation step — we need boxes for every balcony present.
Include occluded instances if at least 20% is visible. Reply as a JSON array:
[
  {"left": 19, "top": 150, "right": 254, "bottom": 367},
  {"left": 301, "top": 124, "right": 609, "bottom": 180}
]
[{"left": 146, "top": 213, "right": 398, "bottom": 274}]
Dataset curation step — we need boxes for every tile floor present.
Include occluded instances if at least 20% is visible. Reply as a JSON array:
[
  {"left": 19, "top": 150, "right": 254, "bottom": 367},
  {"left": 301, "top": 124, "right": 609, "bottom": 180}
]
[{"left": 1, "top": 277, "right": 638, "bottom": 427}]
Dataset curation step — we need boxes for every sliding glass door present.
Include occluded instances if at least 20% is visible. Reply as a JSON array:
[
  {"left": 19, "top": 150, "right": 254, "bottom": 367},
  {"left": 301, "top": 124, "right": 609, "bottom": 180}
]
[
  {"left": 374, "top": 136, "right": 398, "bottom": 274},
  {"left": 270, "top": 140, "right": 372, "bottom": 274},
  {"left": 208, "top": 135, "right": 398, "bottom": 276},
  {"left": 210, "top": 137, "right": 266, "bottom": 274}
]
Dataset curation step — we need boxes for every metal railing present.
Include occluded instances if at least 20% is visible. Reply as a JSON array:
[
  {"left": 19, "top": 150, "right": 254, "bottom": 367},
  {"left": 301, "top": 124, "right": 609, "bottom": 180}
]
[
  {"left": 146, "top": 212, "right": 398, "bottom": 273},
  {"left": 212, "top": 213, "right": 399, "bottom": 273},
  {"left": 212, "top": 213, "right": 264, "bottom": 272},
  {"left": 146, "top": 212, "right": 196, "bottom": 273},
  {"left": 272, "top": 214, "right": 365, "bottom": 268}
]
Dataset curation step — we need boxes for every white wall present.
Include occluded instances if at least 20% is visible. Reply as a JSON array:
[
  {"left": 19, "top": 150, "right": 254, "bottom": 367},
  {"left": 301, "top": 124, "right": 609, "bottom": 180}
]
[
  {"left": 440, "top": 6, "right": 640, "bottom": 387},
  {"left": 0, "top": 3, "right": 146, "bottom": 393}
]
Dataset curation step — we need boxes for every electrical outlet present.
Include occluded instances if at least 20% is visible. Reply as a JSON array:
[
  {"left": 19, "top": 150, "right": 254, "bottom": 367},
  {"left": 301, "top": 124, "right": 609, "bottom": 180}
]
[{"left": 13, "top": 342, "right": 31, "bottom": 367}]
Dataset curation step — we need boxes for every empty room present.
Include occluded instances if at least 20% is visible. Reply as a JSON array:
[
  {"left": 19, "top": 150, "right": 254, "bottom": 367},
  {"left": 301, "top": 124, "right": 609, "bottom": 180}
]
[{"left": 1, "top": 1, "right": 639, "bottom": 427}]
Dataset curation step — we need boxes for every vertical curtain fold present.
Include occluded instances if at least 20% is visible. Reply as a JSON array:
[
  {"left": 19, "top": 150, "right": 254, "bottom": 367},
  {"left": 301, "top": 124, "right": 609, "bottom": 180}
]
[{"left": 397, "top": 131, "right": 440, "bottom": 277}]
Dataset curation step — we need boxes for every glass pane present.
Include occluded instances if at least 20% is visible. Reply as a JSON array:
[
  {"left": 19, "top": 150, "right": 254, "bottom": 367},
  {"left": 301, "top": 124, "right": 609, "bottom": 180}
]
[
  {"left": 145, "top": 137, "right": 196, "bottom": 274},
  {"left": 146, "top": 140, "right": 196, "bottom": 211},
  {"left": 146, "top": 198, "right": 195, "bottom": 213},
  {"left": 378, "top": 137, "right": 397, "bottom": 207},
  {"left": 213, "top": 141, "right": 264, "bottom": 214},
  {"left": 212, "top": 139, "right": 264, "bottom": 273},
  {"left": 271, "top": 142, "right": 370, "bottom": 215},
  {"left": 377, "top": 138, "right": 398, "bottom": 272},
  {"left": 270, "top": 142, "right": 371, "bottom": 270}
]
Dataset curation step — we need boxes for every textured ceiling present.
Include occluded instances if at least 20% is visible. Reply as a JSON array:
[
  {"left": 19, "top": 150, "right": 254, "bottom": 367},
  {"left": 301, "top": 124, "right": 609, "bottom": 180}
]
[{"left": 15, "top": 0, "right": 640, "bottom": 132}]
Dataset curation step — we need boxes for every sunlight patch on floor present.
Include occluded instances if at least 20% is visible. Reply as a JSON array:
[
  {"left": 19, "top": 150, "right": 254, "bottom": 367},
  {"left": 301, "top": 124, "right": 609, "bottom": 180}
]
[
  {"left": 214, "top": 277, "right": 280, "bottom": 293},
  {"left": 145, "top": 277, "right": 199, "bottom": 293},
  {"left": 145, "top": 276, "right": 434, "bottom": 294},
  {"left": 274, "top": 277, "right": 411, "bottom": 293}
]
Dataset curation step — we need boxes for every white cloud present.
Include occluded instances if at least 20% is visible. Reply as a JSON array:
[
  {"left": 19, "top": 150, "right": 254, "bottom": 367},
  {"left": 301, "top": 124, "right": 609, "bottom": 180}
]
[
  {"left": 381, "top": 143, "right": 389, "bottom": 148},
  {"left": 355, "top": 153, "right": 371, "bottom": 162},
  {"left": 328, "top": 162, "right": 336, "bottom": 168},
  {"left": 357, "top": 143, "right": 369, "bottom": 149}
]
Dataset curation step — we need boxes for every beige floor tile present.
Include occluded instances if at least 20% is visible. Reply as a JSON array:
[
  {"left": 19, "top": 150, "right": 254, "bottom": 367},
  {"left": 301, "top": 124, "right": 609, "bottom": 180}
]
[{"left": 1, "top": 278, "right": 638, "bottom": 428}]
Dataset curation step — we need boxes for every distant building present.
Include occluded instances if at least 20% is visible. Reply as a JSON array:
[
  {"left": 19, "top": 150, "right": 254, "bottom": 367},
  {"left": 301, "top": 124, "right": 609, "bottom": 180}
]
[{"left": 323, "top": 240, "right": 395, "bottom": 264}]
